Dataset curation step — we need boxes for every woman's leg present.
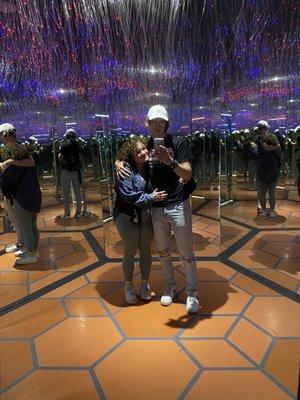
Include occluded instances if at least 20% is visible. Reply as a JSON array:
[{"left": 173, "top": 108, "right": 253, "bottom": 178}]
[
  {"left": 138, "top": 218, "right": 154, "bottom": 281},
  {"left": 115, "top": 213, "right": 139, "bottom": 282},
  {"left": 268, "top": 181, "right": 277, "bottom": 211},
  {"left": 14, "top": 201, "right": 36, "bottom": 255},
  {"left": 257, "top": 180, "right": 267, "bottom": 210},
  {"left": 32, "top": 213, "right": 39, "bottom": 252}
]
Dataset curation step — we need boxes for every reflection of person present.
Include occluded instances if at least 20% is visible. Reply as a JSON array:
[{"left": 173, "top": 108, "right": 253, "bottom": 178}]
[
  {"left": 114, "top": 137, "right": 167, "bottom": 304},
  {"left": 292, "top": 135, "right": 300, "bottom": 187},
  {"left": 58, "top": 129, "right": 82, "bottom": 219},
  {"left": 256, "top": 121, "right": 282, "bottom": 218},
  {"left": 116, "top": 105, "right": 199, "bottom": 313},
  {"left": 0, "top": 123, "right": 42, "bottom": 265}
]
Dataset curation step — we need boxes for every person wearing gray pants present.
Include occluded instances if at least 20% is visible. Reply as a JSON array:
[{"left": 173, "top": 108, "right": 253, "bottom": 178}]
[{"left": 58, "top": 129, "right": 83, "bottom": 219}]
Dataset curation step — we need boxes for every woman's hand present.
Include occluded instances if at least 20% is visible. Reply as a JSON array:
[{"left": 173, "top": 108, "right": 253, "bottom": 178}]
[
  {"left": 1, "top": 159, "right": 13, "bottom": 170},
  {"left": 152, "top": 189, "right": 168, "bottom": 201},
  {"left": 115, "top": 160, "right": 131, "bottom": 179}
]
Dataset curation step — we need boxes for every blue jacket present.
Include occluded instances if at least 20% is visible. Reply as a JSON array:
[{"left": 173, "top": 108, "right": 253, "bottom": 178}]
[
  {"left": 113, "top": 166, "right": 154, "bottom": 223},
  {"left": 0, "top": 165, "right": 42, "bottom": 213}
]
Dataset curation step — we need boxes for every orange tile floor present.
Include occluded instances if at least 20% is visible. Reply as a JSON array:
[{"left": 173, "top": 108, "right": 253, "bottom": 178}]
[{"left": 0, "top": 199, "right": 299, "bottom": 400}]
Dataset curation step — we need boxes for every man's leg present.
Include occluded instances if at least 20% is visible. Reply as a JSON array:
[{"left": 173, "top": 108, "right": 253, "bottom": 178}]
[
  {"left": 166, "top": 199, "right": 198, "bottom": 296},
  {"left": 61, "top": 169, "right": 71, "bottom": 215},
  {"left": 151, "top": 207, "right": 175, "bottom": 285},
  {"left": 71, "top": 170, "right": 82, "bottom": 215}
]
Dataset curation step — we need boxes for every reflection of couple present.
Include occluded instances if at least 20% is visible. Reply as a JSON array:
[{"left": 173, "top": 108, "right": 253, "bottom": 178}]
[{"left": 114, "top": 105, "right": 199, "bottom": 313}]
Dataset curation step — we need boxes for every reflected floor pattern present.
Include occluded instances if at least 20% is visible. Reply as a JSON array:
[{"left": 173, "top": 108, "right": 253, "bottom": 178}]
[
  {"left": 221, "top": 200, "right": 300, "bottom": 296},
  {"left": 0, "top": 201, "right": 299, "bottom": 399},
  {"left": 1, "top": 261, "right": 299, "bottom": 400}
]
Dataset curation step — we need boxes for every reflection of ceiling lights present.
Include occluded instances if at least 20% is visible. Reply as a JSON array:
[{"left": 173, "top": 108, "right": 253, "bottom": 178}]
[
  {"left": 250, "top": 103, "right": 258, "bottom": 106},
  {"left": 260, "top": 75, "right": 296, "bottom": 84},
  {"left": 0, "top": 1, "right": 17, "bottom": 13},
  {"left": 54, "top": 88, "right": 77, "bottom": 95}
]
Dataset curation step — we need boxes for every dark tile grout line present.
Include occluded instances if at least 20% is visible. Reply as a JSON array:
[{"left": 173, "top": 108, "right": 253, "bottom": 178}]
[
  {"left": 89, "top": 368, "right": 108, "bottom": 400},
  {"left": 191, "top": 199, "right": 211, "bottom": 214},
  {"left": 177, "top": 370, "right": 203, "bottom": 400},
  {"left": 194, "top": 212, "right": 220, "bottom": 222},
  {"left": 220, "top": 229, "right": 259, "bottom": 259}
]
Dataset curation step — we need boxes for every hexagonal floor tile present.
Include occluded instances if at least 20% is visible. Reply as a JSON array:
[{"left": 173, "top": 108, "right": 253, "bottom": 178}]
[
  {"left": 229, "top": 250, "right": 279, "bottom": 269},
  {"left": 2, "top": 370, "right": 99, "bottom": 400},
  {"left": 94, "top": 341, "right": 197, "bottom": 400},
  {"left": 264, "top": 339, "right": 300, "bottom": 395},
  {"left": 185, "top": 370, "right": 292, "bottom": 400},
  {"left": 1, "top": 340, "right": 33, "bottom": 389},
  {"left": 228, "top": 318, "right": 272, "bottom": 364},
  {"left": 251, "top": 269, "right": 298, "bottom": 292},
  {"left": 180, "top": 315, "right": 237, "bottom": 338},
  {"left": 181, "top": 340, "right": 252, "bottom": 367},
  {"left": 263, "top": 242, "right": 300, "bottom": 258},
  {"left": 1, "top": 299, "right": 66, "bottom": 339},
  {"left": 115, "top": 300, "right": 188, "bottom": 338},
  {"left": 64, "top": 298, "right": 107, "bottom": 316},
  {"left": 86, "top": 263, "right": 124, "bottom": 282},
  {"left": 231, "top": 274, "right": 279, "bottom": 296},
  {"left": 245, "top": 297, "right": 300, "bottom": 337},
  {"left": 35, "top": 317, "right": 122, "bottom": 366},
  {"left": 38, "top": 244, "right": 74, "bottom": 261},
  {"left": 0, "top": 285, "right": 28, "bottom": 308}
]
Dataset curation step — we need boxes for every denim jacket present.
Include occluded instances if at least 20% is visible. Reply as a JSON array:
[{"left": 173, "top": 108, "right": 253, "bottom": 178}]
[{"left": 113, "top": 166, "right": 154, "bottom": 224}]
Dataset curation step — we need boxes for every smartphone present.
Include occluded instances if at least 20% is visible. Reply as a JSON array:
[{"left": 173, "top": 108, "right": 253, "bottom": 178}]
[{"left": 154, "top": 137, "right": 164, "bottom": 150}]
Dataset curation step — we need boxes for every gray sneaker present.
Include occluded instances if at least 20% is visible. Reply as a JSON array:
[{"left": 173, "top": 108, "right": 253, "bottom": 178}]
[
  {"left": 160, "top": 283, "right": 177, "bottom": 306},
  {"left": 140, "top": 282, "right": 151, "bottom": 301},
  {"left": 125, "top": 284, "right": 137, "bottom": 305}
]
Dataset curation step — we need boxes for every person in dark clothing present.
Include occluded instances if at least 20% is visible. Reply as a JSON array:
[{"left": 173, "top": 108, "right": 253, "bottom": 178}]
[
  {"left": 256, "top": 127, "right": 282, "bottom": 218},
  {"left": 58, "top": 129, "right": 83, "bottom": 219},
  {"left": 0, "top": 124, "right": 42, "bottom": 265}
]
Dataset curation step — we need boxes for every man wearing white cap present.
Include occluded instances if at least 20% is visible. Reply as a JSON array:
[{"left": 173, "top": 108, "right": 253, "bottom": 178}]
[{"left": 116, "top": 105, "right": 199, "bottom": 313}]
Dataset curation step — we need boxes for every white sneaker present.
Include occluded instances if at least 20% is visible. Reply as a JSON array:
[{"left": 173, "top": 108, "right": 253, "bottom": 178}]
[
  {"left": 15, "top": 255, "right": 38, "bottom": 265},
  {"left": 15, "top": 250, "right": 39, "bottom": 258},
  {"left": 269, "top": 210, "right": 278, "bottom": 218},
  {"left": 160, "top": 283, "right": 177, "bottom": 306},
  {"left": 15, "top": 249, "right": 27, "bottom": 257},
  {"left": 261, "top": 209, "right": 269, "bottom": 216},
  {"left": 140, "top": 282, "right": 151, "bottom": 301},
  {"left": 125, "top": 284, "right": 137, "bottom": 305},
  {"left": 186, "top": 293, "right": 200, "bottom": 314},
  {"left": 5, "top": 244, "right": 24, "bottom": 253}
]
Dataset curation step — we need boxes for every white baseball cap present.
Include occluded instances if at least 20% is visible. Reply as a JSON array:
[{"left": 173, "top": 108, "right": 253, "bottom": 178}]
[
  {"left": 29, "top": 136, "right": 38, "bottom": 142},
  {"left": 0, "top": 123, "right": 16, "bottom": 134},
  {"left": 257, "top": 120, "right": 269, "bottom": 129},
  {"left": 147, "top": 105, "right": 169, "bottom": 121}
]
